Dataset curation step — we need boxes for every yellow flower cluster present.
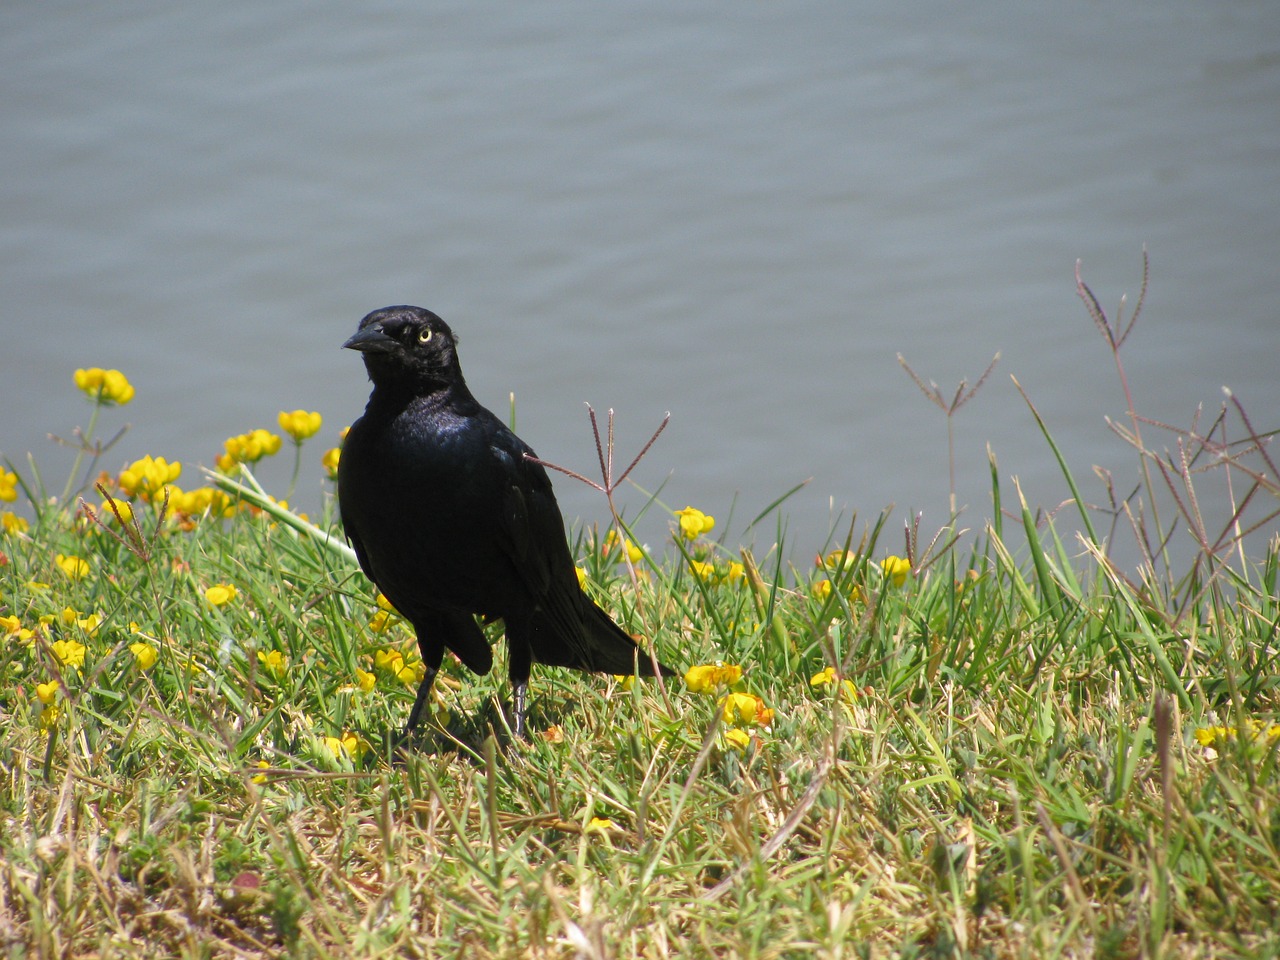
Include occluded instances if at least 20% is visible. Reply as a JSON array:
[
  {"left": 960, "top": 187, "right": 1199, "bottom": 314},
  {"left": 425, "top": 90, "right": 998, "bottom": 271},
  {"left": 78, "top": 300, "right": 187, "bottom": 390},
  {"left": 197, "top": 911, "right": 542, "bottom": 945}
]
[
  {"left": 130, "top": 641, "right": 158, "bottom": 671},
  {"left": 60, "top": 606, "right": 101, "bottom": 636},
  {"left": 816, "top": 549, "right": 857, "bottom": 574},
  {"left": 810, "top": 667, "right": 860, "bottom": 702},
  {"left": 368, "top": 593, "right": 402, "bottom": 633},
  {"left": 686, "top": 662, "right": 774, "bottom": 749},
  {"left": 684, "top": 662, "right": 743, "bottom": 694},
  {"left": 689, "top": 558, "right": 745, "bottom": 584},
  {"left": 92, "top": 497, "right": 134, "bottom": 526},
  {"left": 217, "top": 429, "right": 282, "bottom": 472},
  {"left": 50, "top": 637, "right": 87, "bottom": 670},
  {"left": 2, "top": 511, "right": 28, "bottom": 534},
  {"left": 375, "top": 648, "right": 426, "bottom": 686},
  {"left": 811, "top": 578, "right": 865, "bottom": 605},
  {"left": 257, "top": 649, "right": 288, "bottom": 678},
  {"left": 1, "top": 614, "right": 35, "bottom": 645},
  {"left": 0, "top": 469, "right": 19, "bottom": 502},
  {"left": 881, "top": 555, "right": 911, "bottom": 587},
  {"left": 118, "top": 455, "right": 182, "bottom": 501},
  {"left": 74, "top": 367, "right": 135, "bottom": 405},
  {"left": 720, "top": 691, "right": 774, "bottom": 728},
  {"left": 1194, "top": 720, "right": 1280, "bottom": 748},
  {"left": 603, "top": 529, "right": 644, "bottom": 564},
  {"left": 323, "top": 731, "right": 369, "bottom": 761},
  {"left": 675, "top": 506, "right": 715, "bottom": 541},
  {"left": 168, "top": 485, "right": 235, "bottom": 520},
  {"left": 278, "top": 409, "right": 323, "bottom": 443},
  {"left": 322, "top": 446, "right": 341, "bottom": 479}
]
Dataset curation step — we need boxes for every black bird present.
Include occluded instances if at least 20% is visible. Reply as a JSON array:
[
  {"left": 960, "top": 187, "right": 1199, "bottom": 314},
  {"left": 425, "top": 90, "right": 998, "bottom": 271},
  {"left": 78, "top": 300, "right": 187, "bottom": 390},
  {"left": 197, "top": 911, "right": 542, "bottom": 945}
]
[{"left": 338, "top": 305, "right": 674, "bottom": 738}]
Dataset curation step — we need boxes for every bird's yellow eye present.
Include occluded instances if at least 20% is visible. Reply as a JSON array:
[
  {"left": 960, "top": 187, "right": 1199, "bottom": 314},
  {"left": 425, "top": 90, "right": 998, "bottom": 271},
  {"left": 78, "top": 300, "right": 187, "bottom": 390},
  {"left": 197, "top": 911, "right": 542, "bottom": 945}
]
[{"left": 417, "top": 328, "right": 433, "bottom": 344}]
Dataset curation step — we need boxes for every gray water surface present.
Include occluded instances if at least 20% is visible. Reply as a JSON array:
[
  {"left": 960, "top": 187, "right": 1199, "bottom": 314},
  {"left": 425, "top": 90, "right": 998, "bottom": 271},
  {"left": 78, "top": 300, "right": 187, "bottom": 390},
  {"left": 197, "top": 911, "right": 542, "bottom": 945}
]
[{"left": 4, "top": 1, "right": 1278, "bottom": 564}]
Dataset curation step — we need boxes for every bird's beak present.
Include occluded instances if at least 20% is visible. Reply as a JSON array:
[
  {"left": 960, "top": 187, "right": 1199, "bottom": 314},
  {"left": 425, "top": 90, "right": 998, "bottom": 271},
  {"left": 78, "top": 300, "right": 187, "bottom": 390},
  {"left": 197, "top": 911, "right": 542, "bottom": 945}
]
[{"left": 342, "top": 325, "right": 397, "bottom": 354}]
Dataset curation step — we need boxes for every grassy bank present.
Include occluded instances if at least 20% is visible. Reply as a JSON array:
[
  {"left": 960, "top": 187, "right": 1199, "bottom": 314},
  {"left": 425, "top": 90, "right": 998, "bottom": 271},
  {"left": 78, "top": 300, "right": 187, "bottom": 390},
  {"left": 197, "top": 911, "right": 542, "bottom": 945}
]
[{"left": 2, "top": 267, "right": 1279, "bottom": 958}]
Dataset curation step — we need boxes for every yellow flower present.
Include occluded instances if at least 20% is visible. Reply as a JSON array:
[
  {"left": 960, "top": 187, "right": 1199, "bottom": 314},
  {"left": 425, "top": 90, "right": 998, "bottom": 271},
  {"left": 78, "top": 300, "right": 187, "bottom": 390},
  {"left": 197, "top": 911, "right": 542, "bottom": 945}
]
[
  {"left": 278, "top": 409, "right": 323, "bottom": 443},
  {"left": 36, "top": 681, "right": 61, "bottom": 705},
  {"left": 1194, "top": 721, "right": 1280, "bottom": 748},
  {"left": 94, "top": 498, "right": 134, "bottom": 526},
  {"left": 881, "top": 555, "right": 911, "bottom": 587},
  {"left": 74, "top": 367, "right": 135, "bottom": 405},
  {"left": 257, "top": 649, "right": 287, "bottom": 678},
  {"left": 205, "top": 583, "right": 238, "bottom": 606},
  {"left": 675, "top": 506, "right": 715, "bottom": 541},
  {"left": 323, "top": 731, "right": 368, "bottom": 761},
  {"left": 374, "top": 648, "right": 424, "bottom": 686},
  {"left": 585, "top": 817, "right": 616, "bottom": 834},
  {"left": 603, "top": 529, "right": 644, "bottom": 564},
  {"left": 810, "top": 666, "right": 859, "bottom": 702},
  {"left": 251, "top": 760, "right": 271, "bottom": 784},
  {"left": 2, "top": 511, "right": 29, "bottom": 534},
  {"left": 50, "top": 638, "right": 87, "bottom": 671},
  {"left": 725, "top": 561, "right": 745, "bottom": 584},
  {"left": 129, "top": 641, "right": 158, "bottom": 671},
  {"left": 59, "top": 607, "right": 101, "bottom": 635},
  {"left": 811, "top": 578, "right": 865, "bottom": 605},
  {"left": 688, "top": 559, "right": 718, "bottom": 582},
  {"left": 612, "top": 674, "right": 636, "bottom": 692},
  {"left": 322, "top": 447, "right": 341, "bottom": 479},
  {"left": 39, "top": 704, "right": 61, "bottom": 732},
  {"left": 810, "top": 667, "right": 836, "bottom": 687},
  {"left": 217, "top": 428, "right": 283, "bottom": 471},
  {"left": 817, "top": 549, "right": 858, "bottom": 573},
  {"left": 575, "top": 566, "right": 588, "bottom": 588},
  {"left": 0, "top": 470, "right": 19, "bottom": 503},
  {"left": 355, "top": 668, "right": 376, "bottom": 693},
  {"left": 118, "top": 456, "right": 182, "bottom": 500},
  {"left": 723, "top": 728, "right": 752, "bottom": 752},
  {"left": 1194, "top": 726, "right": 1227, "bottom": 747},
  {"left": 56, "top": 554, "right": 90, "bottom": 580},
  {"left": 684, "top": 663, "right": 743, "bottom": 695},
  {"left": 719, "top": 691, "right": 774, "bottom": 727},
  {"left": 369, "top": 593, "right": 403, "bottom": 632},
  {"left": 2, "top": 614, "right": 34, "bottom": 646},
  {"left": 170, "top": 486, "right": 234, "bottom": 519}
]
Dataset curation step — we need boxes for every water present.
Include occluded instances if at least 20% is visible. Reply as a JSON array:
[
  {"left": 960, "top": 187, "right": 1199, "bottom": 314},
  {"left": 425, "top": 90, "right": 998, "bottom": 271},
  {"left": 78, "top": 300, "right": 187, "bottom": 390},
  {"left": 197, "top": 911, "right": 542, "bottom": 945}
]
[{"left": 3, "top": 1, "right": 1278, "bottom": 567}]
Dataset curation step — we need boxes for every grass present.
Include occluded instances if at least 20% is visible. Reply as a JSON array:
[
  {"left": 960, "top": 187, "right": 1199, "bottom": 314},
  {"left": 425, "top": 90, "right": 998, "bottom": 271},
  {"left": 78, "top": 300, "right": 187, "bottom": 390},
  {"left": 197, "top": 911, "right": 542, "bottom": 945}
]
[{"left": 2, "top": 261, "right": 1279, "bottom": 958}]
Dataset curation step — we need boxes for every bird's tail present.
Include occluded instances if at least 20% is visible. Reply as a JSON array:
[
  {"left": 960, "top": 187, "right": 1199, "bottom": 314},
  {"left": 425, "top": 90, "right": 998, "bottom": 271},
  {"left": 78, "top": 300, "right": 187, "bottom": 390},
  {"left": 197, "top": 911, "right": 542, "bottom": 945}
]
[{"left": 582, "top": 600, "right": 677, "bottom": 677}]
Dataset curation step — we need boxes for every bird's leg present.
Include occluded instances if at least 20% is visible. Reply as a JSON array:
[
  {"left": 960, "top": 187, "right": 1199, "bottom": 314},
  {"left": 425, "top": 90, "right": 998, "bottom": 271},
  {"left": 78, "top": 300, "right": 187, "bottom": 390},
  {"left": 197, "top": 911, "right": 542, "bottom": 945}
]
[
  {"left": 512, "top": 681, "right": 528, "bottom": 740},
  {"left": 507, "top": 639, "right": 533, "bottom": 739},
  {"left": 403, "top": 641, "right": 444, "bottom": 735}
]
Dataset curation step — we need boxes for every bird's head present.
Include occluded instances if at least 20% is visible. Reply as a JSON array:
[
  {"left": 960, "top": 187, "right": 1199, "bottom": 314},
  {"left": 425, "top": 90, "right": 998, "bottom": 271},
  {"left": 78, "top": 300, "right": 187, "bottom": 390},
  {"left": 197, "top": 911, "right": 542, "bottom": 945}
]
[{"left": 343, "top": 306, "right": 463, "bottom": 391}]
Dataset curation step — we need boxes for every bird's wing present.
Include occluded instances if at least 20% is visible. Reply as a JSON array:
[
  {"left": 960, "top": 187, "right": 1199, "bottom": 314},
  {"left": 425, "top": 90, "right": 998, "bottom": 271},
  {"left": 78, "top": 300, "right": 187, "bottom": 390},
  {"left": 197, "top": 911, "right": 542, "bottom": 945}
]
[
  {"left": 343, "top": 522, "right": 376, "bottom": 584},
  {"left": 337, "top": 443, "right": 378, "bottom": 585},
  {"left": 488, "top": 425, "right": 566, "bottom": 596}
]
